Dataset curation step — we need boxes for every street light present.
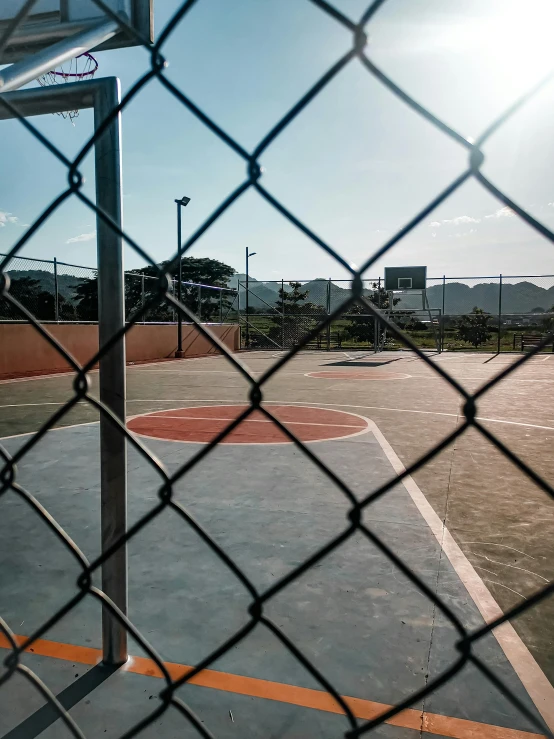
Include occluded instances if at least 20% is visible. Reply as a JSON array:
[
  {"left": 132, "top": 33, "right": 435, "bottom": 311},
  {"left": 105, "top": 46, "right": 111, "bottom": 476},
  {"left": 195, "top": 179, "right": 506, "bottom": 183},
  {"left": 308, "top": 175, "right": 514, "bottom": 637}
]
[
  {"left": 175, "top": 196, "right": 191, "bottom": 358},
  {"left": 245, "top": 248, "right": 257, "bottom": 349}
]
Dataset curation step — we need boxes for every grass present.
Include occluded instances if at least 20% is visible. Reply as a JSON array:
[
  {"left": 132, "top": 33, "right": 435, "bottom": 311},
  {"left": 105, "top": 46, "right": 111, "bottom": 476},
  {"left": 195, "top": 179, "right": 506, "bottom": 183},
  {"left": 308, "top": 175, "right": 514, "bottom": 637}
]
[{"left": 241, "top": 315, "right": 553, "bottom": 353}]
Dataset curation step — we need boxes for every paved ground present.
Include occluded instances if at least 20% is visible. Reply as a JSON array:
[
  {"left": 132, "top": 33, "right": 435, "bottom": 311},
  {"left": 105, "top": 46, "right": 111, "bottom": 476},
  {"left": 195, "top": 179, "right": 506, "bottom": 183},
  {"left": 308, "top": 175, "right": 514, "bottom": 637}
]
[{"left": 0, "top": 349, "right": 553, "bottom": 738}]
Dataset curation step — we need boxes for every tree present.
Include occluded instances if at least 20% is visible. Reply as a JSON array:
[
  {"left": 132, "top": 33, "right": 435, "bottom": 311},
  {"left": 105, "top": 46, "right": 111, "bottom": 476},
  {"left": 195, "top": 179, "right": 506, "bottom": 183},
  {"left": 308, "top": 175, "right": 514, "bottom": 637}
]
[
  {"left": 542, "top": 305, "right": 554, "bottom": 334},
  {"left": 277, "top": 282, "right": 319, "bottom": 314},
  {"left": 72, "top": 273, "right": 99, "bottom": 321},
  {"left": 274, "top": 282, "right": 322, "bottom": 347},
  {"left": 1, "top": 276, "right": 41, "bottom": 319},
  {"left": 344, "top": 283, "right": 400, "bottom": 346},
  {"left": 73, "top": 257, "right": 236, "bottom": 322},
  {"left": 0, "top": 276, "right": 65, "bottom": 321},
  {"left": 456, "top": 307, "right": 492, "bottom": 348}
]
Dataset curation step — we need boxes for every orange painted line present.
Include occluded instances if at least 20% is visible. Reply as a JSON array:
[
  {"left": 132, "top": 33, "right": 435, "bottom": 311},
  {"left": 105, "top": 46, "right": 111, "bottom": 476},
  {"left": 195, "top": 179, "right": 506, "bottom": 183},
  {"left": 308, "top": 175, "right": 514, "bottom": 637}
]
[{"left": 0, "top": 633, "right": 544, "bottom": 739}]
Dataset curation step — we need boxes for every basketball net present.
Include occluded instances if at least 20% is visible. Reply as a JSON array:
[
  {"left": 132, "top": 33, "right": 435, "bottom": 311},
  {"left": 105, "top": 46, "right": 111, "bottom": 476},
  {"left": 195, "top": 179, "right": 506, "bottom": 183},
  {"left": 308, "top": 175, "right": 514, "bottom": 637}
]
[{"left": 37, "top": 52, "right": 98, "bottom": 124}]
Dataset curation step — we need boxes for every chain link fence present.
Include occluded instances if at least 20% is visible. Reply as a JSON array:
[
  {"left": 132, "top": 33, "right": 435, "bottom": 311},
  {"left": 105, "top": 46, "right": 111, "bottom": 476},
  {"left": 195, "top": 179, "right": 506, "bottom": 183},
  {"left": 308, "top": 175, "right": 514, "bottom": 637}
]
[
  {"left": 1, "top": 1, "right": 554, "bottom": 738},
  {"left": 239, "top": 276, "right": 554, "bottom": 351},
  {"left": 0, "top": 253, "right": 238, "bottom": 324}
]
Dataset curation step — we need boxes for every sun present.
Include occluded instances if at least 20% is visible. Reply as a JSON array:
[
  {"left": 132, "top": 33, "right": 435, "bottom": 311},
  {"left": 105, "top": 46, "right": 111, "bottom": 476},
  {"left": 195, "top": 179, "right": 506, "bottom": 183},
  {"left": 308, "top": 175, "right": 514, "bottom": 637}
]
[{"left": 438, "top": 0, "right": 554, "bottom": 94}]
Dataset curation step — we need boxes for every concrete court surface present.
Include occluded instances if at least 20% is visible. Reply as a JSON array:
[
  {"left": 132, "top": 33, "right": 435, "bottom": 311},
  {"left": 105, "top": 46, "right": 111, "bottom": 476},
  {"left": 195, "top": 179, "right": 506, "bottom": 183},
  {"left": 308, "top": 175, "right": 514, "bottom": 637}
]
[{"left": 0, "top": 349, "right": 553, "bottom": 738}]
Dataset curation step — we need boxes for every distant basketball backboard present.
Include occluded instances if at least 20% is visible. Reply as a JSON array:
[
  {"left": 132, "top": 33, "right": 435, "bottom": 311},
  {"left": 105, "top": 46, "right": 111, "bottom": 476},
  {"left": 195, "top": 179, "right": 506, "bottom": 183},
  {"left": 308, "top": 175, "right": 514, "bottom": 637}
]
[
  {"left": 0, "top": 0, "right": 153, "bottom": 63},
  {"left": 384, "top": 266, "right": 427, "bottom": 291}
]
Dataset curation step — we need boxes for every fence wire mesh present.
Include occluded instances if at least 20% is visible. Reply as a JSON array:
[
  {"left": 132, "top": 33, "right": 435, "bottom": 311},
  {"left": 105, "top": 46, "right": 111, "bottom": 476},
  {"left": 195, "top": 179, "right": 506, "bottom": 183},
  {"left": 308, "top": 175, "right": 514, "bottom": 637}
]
[
  {"left": 1, "top": 1, "right": 554, "bottom": 738},
  {"left": 0, "top": 253, "right": 237, "bottom": 324},
  {"left": 238, "top": 276, "right": 554, "bottom": 351}
]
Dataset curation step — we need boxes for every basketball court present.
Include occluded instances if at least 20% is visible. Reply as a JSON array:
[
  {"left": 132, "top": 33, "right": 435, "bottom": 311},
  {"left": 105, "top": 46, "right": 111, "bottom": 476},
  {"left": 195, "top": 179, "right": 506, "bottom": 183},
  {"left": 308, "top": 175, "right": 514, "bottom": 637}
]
[
  {"left": 1, "top": 1, "right": 553, "bottom": 737},
  {"left": 0, "top": 349, "right": 553, "bottom": 738}
]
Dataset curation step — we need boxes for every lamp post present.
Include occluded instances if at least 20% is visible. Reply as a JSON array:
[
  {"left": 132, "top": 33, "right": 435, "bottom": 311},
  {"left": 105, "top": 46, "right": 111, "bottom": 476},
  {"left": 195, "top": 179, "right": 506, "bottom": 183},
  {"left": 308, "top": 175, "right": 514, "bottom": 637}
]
[
  {"left": 175, "top": 196, "right": 191, "bottom": 358},
  {"left": 245, "top": 247, "right": 257, "bottom": 349}
]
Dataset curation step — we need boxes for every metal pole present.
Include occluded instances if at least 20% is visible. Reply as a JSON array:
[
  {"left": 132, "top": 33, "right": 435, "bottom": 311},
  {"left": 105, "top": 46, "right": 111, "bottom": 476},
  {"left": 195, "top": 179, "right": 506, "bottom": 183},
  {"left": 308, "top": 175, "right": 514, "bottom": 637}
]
[
  {"left": 237, "top": 284, "right": 242, "bottom": 349},
  {"left": 281, "top": 279, "right": 285, "bottom": 349},
  {"left": 94, "top": 78, "right": 127, "bottom": 665},
  {"left": 176, "top": 204, "right": 183, "bottom": 357},
  {"left": 245, "top": 247, "right": 250, "bottom": 349},
  {"left": 198, "top": 284, "right": 202, "bottom": 321},
  {"left": 326, "top": 278, "right": 331, "bottom": 351},
  {"left": 219, "top": 291, "right": 223, "bottom": 323},
  {"left": 497, "top": 274, "right": 502, "bottom": 354},
  {"left": 53, "top": 257, "right": 59, "bottom": 321},
  {"left": 141, "top": 273, "right": 145, "bottom": 308}
]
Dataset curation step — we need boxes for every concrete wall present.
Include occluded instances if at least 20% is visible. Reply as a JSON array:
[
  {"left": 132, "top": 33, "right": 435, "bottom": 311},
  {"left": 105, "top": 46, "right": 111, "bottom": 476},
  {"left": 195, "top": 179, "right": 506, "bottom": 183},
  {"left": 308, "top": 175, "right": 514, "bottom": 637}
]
[{"left": 0, "top": 323, "right": 239, "bottom": 379}]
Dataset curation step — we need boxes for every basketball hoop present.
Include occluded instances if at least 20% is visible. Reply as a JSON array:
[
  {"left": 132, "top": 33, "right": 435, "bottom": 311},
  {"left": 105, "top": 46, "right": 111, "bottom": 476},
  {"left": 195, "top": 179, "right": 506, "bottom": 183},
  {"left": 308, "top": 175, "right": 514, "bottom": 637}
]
[{"left": 37, "top": 53, "right": 99, "bottom": 124}]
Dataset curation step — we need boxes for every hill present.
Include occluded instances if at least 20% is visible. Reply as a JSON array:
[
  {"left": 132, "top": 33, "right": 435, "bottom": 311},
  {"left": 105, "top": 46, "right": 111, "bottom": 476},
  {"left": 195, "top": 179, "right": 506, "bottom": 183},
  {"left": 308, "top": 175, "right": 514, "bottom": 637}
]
[
  {"left": 6, "top": 268, "right": 87, "bottom": 301},
  {"left": 234, "top": 278, "right": 554, "bottom": 315}
]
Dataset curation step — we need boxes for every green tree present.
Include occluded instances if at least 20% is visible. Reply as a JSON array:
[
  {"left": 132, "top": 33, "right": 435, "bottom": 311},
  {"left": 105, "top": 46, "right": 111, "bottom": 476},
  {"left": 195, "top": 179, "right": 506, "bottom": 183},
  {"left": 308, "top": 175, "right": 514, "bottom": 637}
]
[
  {"left": 0, "top": 276, "right": 65, "bottom": 321},
  {"left": 456, "top": 307, "right": 492, "bottom": 348},
  {"left": 542, "top": 305, "right": 554, "bottom": 334},
  {"left": 277, "top": 282, "right": 320, "bottom": 314},
  {"left": 72, "top": 272, "right": 98, "bottom": 321},
  {"left": 73, "top": 257, "right": 236, "bottom": 322},
  {"left": 273, "top": 282, "right": 322, "bottom": 348},
  {"left": 344, "top": 283, "right": 400, "bottom": 346}
]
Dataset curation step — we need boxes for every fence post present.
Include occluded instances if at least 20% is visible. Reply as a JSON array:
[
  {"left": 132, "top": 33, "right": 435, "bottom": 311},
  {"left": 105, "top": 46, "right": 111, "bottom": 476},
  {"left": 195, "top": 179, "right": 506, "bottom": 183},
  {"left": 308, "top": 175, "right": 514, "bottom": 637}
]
[
  {"left": 53, "top": 257, "right": 59, "bottom": 321},
  {"left": 281, "top": 279, "right": 285, "bottom": 349},
  {"left": 497, "top": 274, "right": 502, "bottom": 353},
  {"left": 141, "top": 273, "right": 145, "bottom": 308},
  {"left": 198, "top": 284, "right": 202, "bottom": 321},
  {"left": 94, "top": 78, "right": 127, "bottom": 665},
  {"left": 326, "top": 278, "right": 331, "bottom": 351},
  {"left": 219, "top": 291, "right": 223, "bottom": 323},
  {"left": 376, "top": 277, "right": 382, "bottom": 352}
]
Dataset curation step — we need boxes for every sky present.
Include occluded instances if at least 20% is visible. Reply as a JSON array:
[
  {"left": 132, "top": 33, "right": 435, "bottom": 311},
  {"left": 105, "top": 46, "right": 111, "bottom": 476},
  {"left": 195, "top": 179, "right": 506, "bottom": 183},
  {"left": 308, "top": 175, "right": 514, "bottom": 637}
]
[{"left": 1, "top": 0, "right": 554, "bottom": 281}]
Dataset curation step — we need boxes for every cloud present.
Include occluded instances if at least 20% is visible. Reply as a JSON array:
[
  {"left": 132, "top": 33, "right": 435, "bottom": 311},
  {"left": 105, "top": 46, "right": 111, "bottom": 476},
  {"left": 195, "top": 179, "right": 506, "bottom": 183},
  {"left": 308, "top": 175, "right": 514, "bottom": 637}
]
[
  {"left": 484, "top": 206, "right": 515, "bottom": 219},
  {"left": 0, "top": 210, "right": 18, "bottom": 227},
  {"left": 443, "top": 215, "right": 480, "bottom": 225},
  {"left": 428, "top": 215, "right": 480, "bottom": 228},
  {"left": 66, "top": 230, "right": 96, "bottom": 243}
]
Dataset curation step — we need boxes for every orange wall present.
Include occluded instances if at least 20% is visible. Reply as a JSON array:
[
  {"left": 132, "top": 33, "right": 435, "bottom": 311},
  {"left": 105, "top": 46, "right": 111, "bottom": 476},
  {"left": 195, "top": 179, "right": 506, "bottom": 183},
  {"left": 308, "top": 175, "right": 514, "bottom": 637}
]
[{"left": 0, "top": 323, "right": 239, "bottom": 379}]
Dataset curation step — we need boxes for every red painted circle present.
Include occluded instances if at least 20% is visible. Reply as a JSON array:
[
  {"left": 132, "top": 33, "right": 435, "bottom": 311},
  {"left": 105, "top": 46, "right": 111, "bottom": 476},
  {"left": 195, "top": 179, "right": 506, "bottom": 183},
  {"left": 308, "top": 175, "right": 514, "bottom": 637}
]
[
  {"left": 306, "top": 371, "right": 410, "bottom": 381},
  {"left": 128, "top": 405, "right": 368, "bottom": 444}
]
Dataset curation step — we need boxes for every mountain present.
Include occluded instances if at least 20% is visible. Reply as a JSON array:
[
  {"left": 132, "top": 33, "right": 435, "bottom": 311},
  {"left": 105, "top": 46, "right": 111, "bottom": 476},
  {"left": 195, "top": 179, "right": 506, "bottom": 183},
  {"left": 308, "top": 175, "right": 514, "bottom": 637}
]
[
  {"left": 395, "top": 281, "right": 554, "bottom": 314},
  {"left": 6, "top": 268, "right": 87, "bottom": 301},
  {"left": 235, "top": 278, "right": 554, "bottom": 315},
  {"left": 9, "top": 267, "right": 553, "bottom": 316}
]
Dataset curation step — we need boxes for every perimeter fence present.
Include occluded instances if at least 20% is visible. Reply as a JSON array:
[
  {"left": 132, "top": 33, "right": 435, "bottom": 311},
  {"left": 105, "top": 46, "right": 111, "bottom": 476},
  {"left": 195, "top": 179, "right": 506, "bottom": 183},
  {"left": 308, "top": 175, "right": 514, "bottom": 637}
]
[
  {"left": 0, "top": 252, "right": 238, "bottom": 324},
  {"left": 1, "top": 2, "right": 553, "bottom": 739},
  {"left": 238, "top": 276, "right": 554, "bottom": 352}
]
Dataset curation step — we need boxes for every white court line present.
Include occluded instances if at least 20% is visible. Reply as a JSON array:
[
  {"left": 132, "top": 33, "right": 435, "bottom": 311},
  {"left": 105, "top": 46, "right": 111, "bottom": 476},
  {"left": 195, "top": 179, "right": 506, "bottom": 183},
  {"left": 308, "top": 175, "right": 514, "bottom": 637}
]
[
  {"left": 2, "top": 399, "right": 553, "bottom": 441},
  {"left": 0, "top": 371, "right": 76, "bottom": 385},
  {"left": 305, "top": 371, "right": 412, "bottom": 381},
  {"left": 0, "top": 421, "right": 99, "bottom": 441},
  {"left": 130, "top": 368, "right": 554, "bottom": 383},
  {"left": 128, "top": 404, "right": 372, "bottom": 446},
  {"left": 0, "top": 402, "right": 89, "bottom": 409},
  {"left": 143, "top": 414, "right": 364, "bottom": 429},
  {"left": 369, "top": 419, "right": 554, "bottom": 731},
  {"left": 124, "top": 400, "right": 554, "bottom": 432},
  {"left": 0, "top": 354, "right": 225, "bottom": 385}
]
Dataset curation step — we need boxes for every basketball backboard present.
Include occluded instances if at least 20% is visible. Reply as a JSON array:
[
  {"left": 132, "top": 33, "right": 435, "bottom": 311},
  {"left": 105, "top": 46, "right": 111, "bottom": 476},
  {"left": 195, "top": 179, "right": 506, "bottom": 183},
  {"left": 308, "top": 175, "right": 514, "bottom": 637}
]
[
  {"left": 0, "top": 0, "right": 153, "bottom": 63},
  {"left": 384, "top": 266, "right": 427, "bottom": 291}
]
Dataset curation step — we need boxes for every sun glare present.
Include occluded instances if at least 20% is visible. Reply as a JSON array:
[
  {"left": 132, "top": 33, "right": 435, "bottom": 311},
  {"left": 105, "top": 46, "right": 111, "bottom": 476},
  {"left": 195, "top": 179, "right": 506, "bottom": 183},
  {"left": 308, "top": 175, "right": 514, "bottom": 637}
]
[{"left": 440, "top": 1, "right": 554, "bottom": 92}]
